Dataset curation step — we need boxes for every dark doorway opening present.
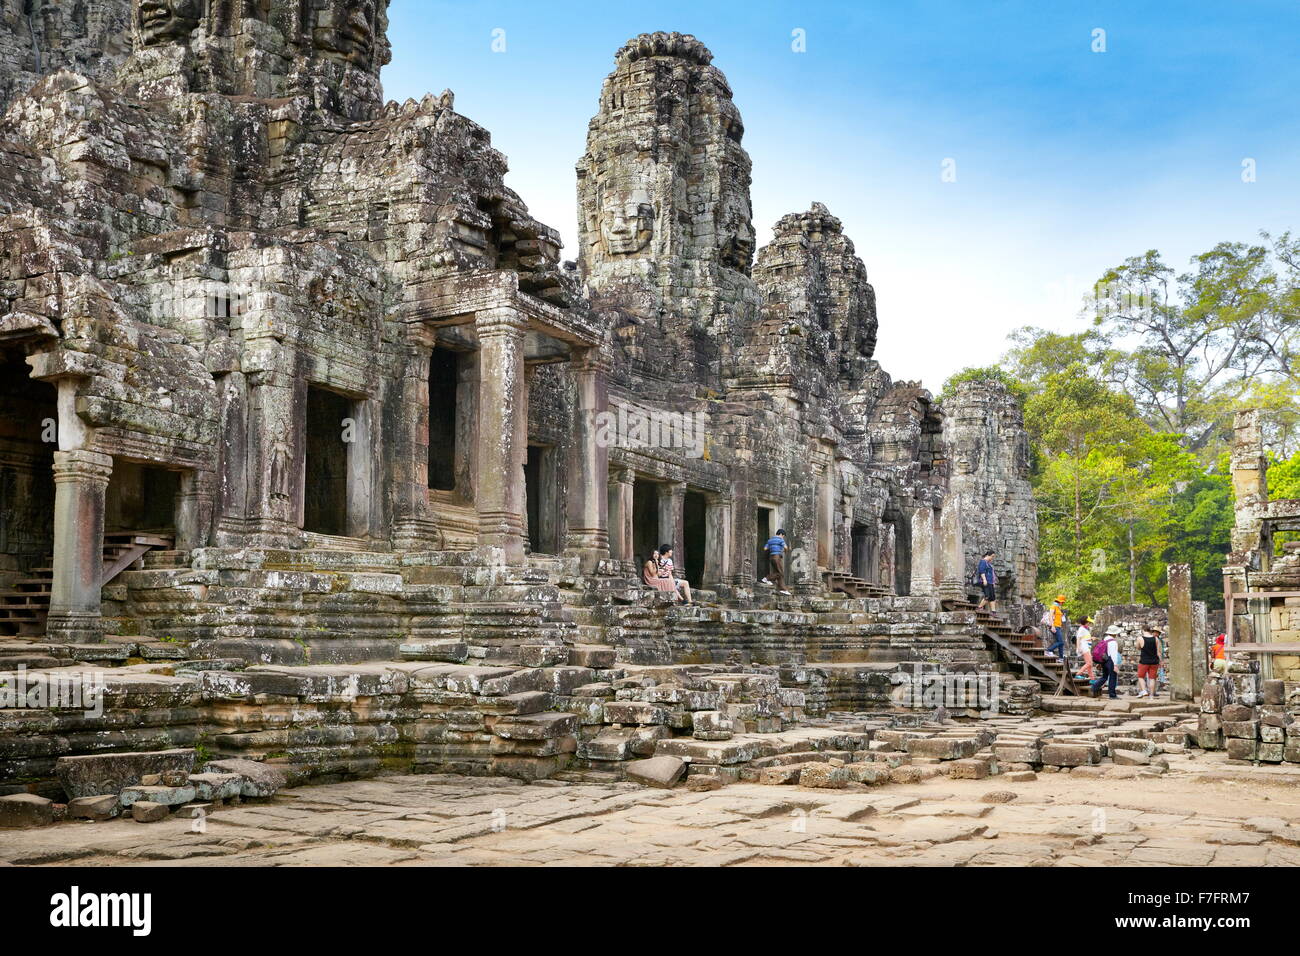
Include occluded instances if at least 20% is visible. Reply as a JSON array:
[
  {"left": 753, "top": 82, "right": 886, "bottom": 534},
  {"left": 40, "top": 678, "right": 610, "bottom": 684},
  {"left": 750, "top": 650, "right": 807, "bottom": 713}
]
[
  {"left": 106, "top": 461, "right": 179, "bottom": 532},
  {"left": 632, "top": 478, "right": 658, "bottom": 567},
  {"left": 524, "top": 444, "right": 558, "bottom": 555},
  {"left": 0, "top": 351, "right": 56, "bottom": 576},
  {"left": 755, "top": 506, "right": 773, "bottom": 582},
  {"left": 428, "top": 347, "right": 458, "bottom": 492},
  {"left": 851, "top": 522, "right": 871, "bottom": 580},
  {"left": 304, "top": 385, "right": 350, "bottom": 536},
  {"left": 683, "top": 490, "right": 706, "bottom": 586}
]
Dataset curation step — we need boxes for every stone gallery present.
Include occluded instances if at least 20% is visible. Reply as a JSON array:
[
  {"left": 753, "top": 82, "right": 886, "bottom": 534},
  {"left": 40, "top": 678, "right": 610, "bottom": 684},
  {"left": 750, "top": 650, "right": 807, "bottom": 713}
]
[{"left": 0, "top": 2, "right": 1298, "bottom": 872}]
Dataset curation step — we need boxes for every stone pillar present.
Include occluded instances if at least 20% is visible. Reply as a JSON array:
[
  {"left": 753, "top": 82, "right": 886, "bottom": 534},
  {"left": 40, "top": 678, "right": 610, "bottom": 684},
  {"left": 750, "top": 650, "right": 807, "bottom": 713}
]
[
  {"left": 703, "top": 495, "right": 732, "bottom": 587},
  {"left": 879, "top": 522, "right": 896, "bottom": 593},
  {"left": 816, "top": 468, "right": 835, "bottom": 569},
  {"left": 909, "top": 505, "right": 937, "bottom": 597},
  {"left": 474, "top": 307, "right": 528, "bottom": 564},
  {"left": 938, "top": 498, "right": 966, "bottom": 601},
  {"left": 1167, "top": 563, "right": 1194, "bottom": 701},
  {"left": 46, "top": 450, "right": 113, "bottom": 643},
  {"left": 346, "top": 398, "right": 375, "bottom": 539},
  {"left": 607, "top": 465, "right": 634, "bottom": 569},
  {"left": 1191, "top": 600, "right": 1209, "bottom": 690},
  {"left": 392, "top": 343, "right": 440, "bottom": 549},
  {"left": 175, "top": 470, "right": 215, "bottom": 551},
  {"left": 564, "top": 347, "right": 610, "bottom": 569},
  {"left": 658, "top": 481, "right": 685, "bottom": 573}
]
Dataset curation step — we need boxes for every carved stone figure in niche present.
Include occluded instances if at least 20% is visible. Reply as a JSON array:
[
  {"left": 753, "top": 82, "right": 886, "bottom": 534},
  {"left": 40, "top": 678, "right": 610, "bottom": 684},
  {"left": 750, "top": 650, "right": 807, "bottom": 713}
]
[
  {"left": 599, "top": 184, "right": 654, "bottom": 257},
  {"left": 312, "top": 0, "right": 379, "bottom": 69},
  {"left": 136, "top": 0, "right": 202, "bottom": 47},
  {"left": 269, "top": 440, "right": 292, "bottom": 500}
]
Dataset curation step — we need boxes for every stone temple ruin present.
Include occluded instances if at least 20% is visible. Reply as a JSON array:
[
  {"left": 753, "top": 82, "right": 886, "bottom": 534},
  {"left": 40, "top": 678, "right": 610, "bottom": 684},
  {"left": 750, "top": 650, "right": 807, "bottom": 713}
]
[{"left": 10, "top": 1, "right": 1210, "bottom": 820}]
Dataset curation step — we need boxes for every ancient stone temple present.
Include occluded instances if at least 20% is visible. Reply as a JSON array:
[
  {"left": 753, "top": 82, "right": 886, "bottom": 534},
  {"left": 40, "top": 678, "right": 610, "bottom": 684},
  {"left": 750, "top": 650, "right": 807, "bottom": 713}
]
[{"left": 0, "top": 9, "right": 1045, "bottom": 791}]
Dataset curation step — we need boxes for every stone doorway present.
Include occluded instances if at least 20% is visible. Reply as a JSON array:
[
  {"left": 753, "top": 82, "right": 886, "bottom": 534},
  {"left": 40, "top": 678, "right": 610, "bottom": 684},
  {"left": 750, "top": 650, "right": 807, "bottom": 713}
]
[
  {"left": 427, "top": 346, "right": 459, "bottom": 493},
  {"left": 524, "top": 444, "right": 559, "bottom": 555},
  {"left": 632, "top": 478, "right": 658, "bottom": 567},
  {"left": 683, "top": 490, "right": 706, "bottom": 587},
  {"left": 851, "top": 522, "right": 872, "bottom": 581},
  {"left": 755, "top": 505, "right": 776, "bottom": 582},
  {"left": 105, "top": 461, "right": 179, "bottom": 533},
  {"left": 303, "top": 385, "right": 351, "bottom": 536},
  {"left": 0, "top": 351, "right": 55, "bottom": 578}
]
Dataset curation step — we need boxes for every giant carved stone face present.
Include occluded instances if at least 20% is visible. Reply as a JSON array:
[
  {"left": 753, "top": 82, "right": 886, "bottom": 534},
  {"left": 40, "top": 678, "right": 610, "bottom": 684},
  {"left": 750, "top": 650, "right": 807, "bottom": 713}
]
[
  {"left": 313, "top": 0, "right": 379, "bottom": 68},
  {"left": 136, "top": 0, "right": 202, "bottom": 47},
  {"left": 597, "top": 184, "right": 654, "bottom": 257}
]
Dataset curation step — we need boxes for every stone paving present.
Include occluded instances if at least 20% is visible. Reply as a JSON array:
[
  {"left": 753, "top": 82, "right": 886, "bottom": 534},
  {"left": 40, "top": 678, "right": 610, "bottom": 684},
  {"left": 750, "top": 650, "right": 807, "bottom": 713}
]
[{"left": 4, "top": 750, "right": 1299, "bottom": 867}]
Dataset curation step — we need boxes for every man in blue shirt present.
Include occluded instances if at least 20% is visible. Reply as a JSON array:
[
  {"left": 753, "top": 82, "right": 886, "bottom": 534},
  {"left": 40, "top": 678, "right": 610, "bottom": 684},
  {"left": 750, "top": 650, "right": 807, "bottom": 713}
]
[
  {"left": 762, "top": 529, "right": 791, "bottom": 595},
  {"left": 975, "top": 549, "right": 998, "bottom": 612}
]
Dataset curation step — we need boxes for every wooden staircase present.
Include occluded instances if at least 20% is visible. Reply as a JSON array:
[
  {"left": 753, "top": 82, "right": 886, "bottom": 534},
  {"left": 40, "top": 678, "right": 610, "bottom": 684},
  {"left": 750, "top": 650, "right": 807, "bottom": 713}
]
[
  {"left": 951, "top": 600, "right": 1089, "bottom": 696},
  {"left": 0, "top": 530, "right": 173, "bottom": 637},
  {"left": 821, "top": 570, "right": 890, "bottom": 600}
]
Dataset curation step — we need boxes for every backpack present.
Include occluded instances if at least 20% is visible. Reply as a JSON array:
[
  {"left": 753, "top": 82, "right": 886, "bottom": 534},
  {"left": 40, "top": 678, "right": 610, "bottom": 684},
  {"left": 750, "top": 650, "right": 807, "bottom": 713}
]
[
  {"left": 1040, "top": 607, "right": 1053, "bottom": 628},
  {"left": 1091, "top": 638, "right": 1110, "bottom": 664}
]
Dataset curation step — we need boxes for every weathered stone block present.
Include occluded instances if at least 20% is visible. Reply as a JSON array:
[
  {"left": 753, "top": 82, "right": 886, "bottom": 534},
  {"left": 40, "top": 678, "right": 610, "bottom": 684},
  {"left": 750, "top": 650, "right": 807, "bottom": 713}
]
[
  {"left": 692, "top": 710, "right": 734, "bottom": 741},
  {"left": 905, "top": 736, "right": 979, "bottom": 760},
  {"left": 131, "top": 801, "right": 170, "bottom": 823},
  {"left": 55, "top": 748, "right": 195, "bottom": 800},
  {"left": 798, "top": 763, "right": 851, "bottom": 788},
  {"left": 0, "top": 793, "right": 54, "bottom": 828},
  {"left": 1223, "top": 720, "right": 1259, "bottom": 739},
  {"left": 946, "top": 758, "right": 991, "bottom": 779},
  {"left": 68, "top": 794, "right": 121, "bottom": 821},
  {"left": 626, "top": 756, "right": 686, "bottom": 788},
  {"left": 188, "top": 773, "right": 243, "bottom": 802},
  {"left": 119, "top": 785, "right": 196, "bottom": 808},
  {"left": 1040, "top": 743, "right": 1099, "bottom": 767},
  {"left": 603, "top": 701, "right": 669, "bottom": 725},
  {"left": 205, "top": 758, "right": 287, "bottom": 798},
  {"left": 1225, "top": 737, "right": 1258, "bottom": 761}
]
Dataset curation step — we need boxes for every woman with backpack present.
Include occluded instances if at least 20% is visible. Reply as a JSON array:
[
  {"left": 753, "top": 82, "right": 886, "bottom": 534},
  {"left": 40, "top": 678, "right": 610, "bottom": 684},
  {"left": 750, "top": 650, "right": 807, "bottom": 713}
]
[{"left": 1089, "top": 624, "right": 1122, "bottom": 699}]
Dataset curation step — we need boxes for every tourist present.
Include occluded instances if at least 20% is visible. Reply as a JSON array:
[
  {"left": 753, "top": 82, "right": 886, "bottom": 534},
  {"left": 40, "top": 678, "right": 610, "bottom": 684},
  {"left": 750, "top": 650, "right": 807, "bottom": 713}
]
[
  {"left": 1075, "top": 616, "right": 1095, "bottom": 680},
  {"left": 763, "top": 529, "right": 791, "bottom": 595},
  {"left": 1090, "top": 624, "right": 1121, "bottom": 699},
  {"left": 975, "top": 549, "right": 998, "bottom": 612},
  {"left": 1043, "top": 594, "right": 1067, "bottom": 661},
  {"left": 1136, "top": 624, "right": 1162, "bottom": 698},
  {"left": 1212, "top": 633, "right": 1228, "bottom": 674},
  {"left": 643, "top": 550, "right": 679, "bottom": 601},
  {"left": 651, "top": 544, "right": 692, "bottom": 604}
]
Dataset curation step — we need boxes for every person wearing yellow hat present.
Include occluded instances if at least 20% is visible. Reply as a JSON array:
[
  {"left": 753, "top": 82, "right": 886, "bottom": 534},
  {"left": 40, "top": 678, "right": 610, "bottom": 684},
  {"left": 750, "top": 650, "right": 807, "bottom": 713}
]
[{"left": 1043, "top": 594, "right": 1068, "bottom": 662}]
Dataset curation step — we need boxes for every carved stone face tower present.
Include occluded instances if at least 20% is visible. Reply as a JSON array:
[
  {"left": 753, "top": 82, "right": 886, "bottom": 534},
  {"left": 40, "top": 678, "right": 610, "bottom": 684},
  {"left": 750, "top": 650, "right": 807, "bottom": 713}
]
[{"left": 577, "top": 32, "right": 757, "bottom": 335}]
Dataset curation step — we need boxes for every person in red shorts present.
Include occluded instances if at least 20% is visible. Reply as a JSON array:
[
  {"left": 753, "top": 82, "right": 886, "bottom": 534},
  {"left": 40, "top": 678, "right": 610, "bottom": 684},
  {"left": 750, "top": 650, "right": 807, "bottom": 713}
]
[{"left": 1136, "top": 624, "right": 1162, "bottom": 698}]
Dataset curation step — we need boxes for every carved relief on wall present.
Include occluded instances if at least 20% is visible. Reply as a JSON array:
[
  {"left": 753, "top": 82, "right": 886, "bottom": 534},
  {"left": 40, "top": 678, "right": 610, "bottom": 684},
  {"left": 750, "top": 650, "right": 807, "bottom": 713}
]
[{"left": 135, "top": 0, "right": 201, "bottom": 47}]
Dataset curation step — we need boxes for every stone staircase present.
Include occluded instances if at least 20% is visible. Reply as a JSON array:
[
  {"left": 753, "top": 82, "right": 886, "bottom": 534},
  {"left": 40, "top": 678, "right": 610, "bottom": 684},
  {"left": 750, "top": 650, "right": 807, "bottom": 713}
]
[
  {"left": 821, "top": 569, "right": 890, "bottom": 600},
  {"left": 0, "top": 531, "right": 174, "bottom": 638}
]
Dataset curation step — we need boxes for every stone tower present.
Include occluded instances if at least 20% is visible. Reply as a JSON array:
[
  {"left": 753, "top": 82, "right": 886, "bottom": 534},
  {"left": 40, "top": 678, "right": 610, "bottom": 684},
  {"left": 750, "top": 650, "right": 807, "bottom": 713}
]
[
  {"left": 940, "top": 379, "right": 1038, "bottom": 602},
  {"left": 576, "top": 31, "right": 759, "bottom": 381}
]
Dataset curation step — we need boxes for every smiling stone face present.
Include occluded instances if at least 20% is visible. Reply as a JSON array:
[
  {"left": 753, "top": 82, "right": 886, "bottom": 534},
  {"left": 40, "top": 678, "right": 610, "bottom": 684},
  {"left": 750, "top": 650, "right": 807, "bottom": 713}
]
[
  {"left": 136, "top": 0, "right": 202, "bottom": 47},
  {"left": 598, "top": 186, "right": 655, "bottom": 257},
  {"left": 312, "top": 0, "right": 379, "bottom": 68}
]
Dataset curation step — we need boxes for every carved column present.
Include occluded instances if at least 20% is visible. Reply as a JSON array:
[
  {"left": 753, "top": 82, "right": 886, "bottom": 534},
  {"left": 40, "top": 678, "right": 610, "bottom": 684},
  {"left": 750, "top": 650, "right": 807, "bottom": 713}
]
[
  {"left": 1167, "top": 563, "right": 1195, "bottom": 699},
  {"left": 474, "top": 307, "right": 528, "bottom": 564},
  {"left": 392, "top": 342, "right": 439, "bottom": 549},
  {"left": 46, "top": 450, "right": 113, "bottom": 643},
  {"left": 703, "top": 494, "right": 732, "bottom": 587},
  {"left": 564, "top": 347, "right": 610, "bottom": 570},
  {"left": 175, "top": 470, "right": 215, "bottom": 551},
  {"left": 909, "top": 505, "right": 937, "bottom": 597},
  {"left": 937, "top": 498, "right": 967, "bottom": 601},
  {"left": 658, "top": 481, "right": 685, "bottom": 574},
  {"left": 608, "top": 464, "right": 634, "bottom": 569}
]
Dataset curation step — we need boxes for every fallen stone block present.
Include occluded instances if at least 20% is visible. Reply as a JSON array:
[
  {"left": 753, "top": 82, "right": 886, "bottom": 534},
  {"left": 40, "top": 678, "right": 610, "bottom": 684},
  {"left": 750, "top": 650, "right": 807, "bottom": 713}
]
[
  {"left": 188, "top": 773, "right": 243, "bottom": 802},
  {"left": 131, "top": 801, "right": 169, "bottom": 823},
  {"left": 1225, "top": 738, "right": 1258, "bottom": 762},
  {"left": 758, "top": 765, "right": 804, "bottom": 785},
  {"left": 1004, "top": 770, "right": 1037, "bottom": 782},
  {"left": 68, "top": 795, "right": 121, "bottom": 821},
  {"left": 798, "top": 763, "right": 851, "bottom": 789},
  {"left": 603, "top": 701, "right": 670, "bottom": 725},
  {"left": 1258, "top": 742, "right": 1285, "bottom": 763},
  {"left": 905, "top": 736, "right": 980, "bottom": 760},
  {"left": 0, "top": 793, "right": 54, "bottom": 828},
  {"left": 1040, "top": 743, "right": 1100, "bottom": 767},
  {"left": 692, "top": 710, "right": 735, "bottom": 741},
  {"left": 1112, "top": 750, "right": 1149, "bottom": 766},
  {"left": 945, "top": 758, "right": 991, "bottom": 780},
  {"left": 1106, "top": 737, "right": 1158, "bottom": 757},
  {"left": 56, "top": 748, "right": 195, "bottom": 800},
  {"left": 1223, "top": 720, "right": 1260, "bottom": 739},
  {"left": 626, "top": 755, "right": 686, "bottom": 788},
  {"left": 491, "top": 712, "right": 580, "bottom": 740},
  {"left": 119, "top": 785, "right": 197, "bottom": 808},
  {"left": 980, "top": 790, "right": 1017, "bottom": 803},
  {"left": 845, "top": 763, "right": 892, "bottom": 785},
  {"left": 684, "top": 775, "right": 723, "bottom": 792},
  {"left": 205, "top": 758, "right": 288, "bottom": 798}
]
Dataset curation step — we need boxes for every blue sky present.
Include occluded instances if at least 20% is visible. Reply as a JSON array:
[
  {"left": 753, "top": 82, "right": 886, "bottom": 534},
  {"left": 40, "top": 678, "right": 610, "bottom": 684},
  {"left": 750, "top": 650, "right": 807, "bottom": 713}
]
[{"left": 383, "top": 1, "right": 1300, "bottom": 387}]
